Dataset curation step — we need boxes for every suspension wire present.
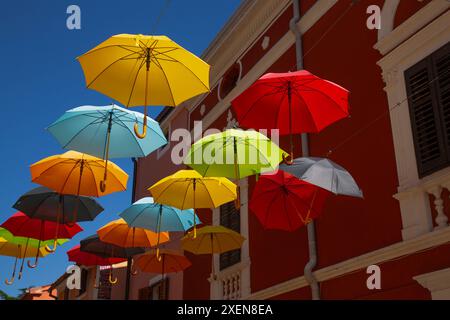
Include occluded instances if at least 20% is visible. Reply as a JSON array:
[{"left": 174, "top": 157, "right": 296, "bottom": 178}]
[{"left": 151, "top": 0, "right": 172, "bottom": 34}]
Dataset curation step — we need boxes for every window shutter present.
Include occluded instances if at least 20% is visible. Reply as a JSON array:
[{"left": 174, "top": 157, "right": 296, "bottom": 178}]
[
  {"left": 219, "top": 202, "right": 241, "bottom": 270},
  {"left": 405, "top": 44, "right": 449, "bottom": 177}
]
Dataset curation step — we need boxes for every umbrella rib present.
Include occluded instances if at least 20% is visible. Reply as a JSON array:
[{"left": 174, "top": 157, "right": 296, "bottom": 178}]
[
  {"left": 125, "top": 58, "right": 147, "bottom": 107},
  {"left": 78, "top": 44, "right": 144, "bottom": 58},
  {"left": 238, "top": 87, "right": 287, "bottom": 123},
  {"left": 111, "top": 112, "right": 147, "bottom": 157},
  {"left": 61, "top": 117, "right": 105, "bottom": 150},
  {"left": 151, "top": 58, "right": 176, "bottom": 106},
  {"left": 294, "top": 82, "right": 348, "bottom": 114}
]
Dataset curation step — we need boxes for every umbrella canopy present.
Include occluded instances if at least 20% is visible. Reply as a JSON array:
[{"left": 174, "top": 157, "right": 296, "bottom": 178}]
[
  {"left": 97, "top": 218, "right": 169, "bottom": 248},
  {"left": 13, "top": 187, "right": 104, "bottom": 223},
  {"left": 135, "top": 249, "right": 191, "bottom": 276},
  {"left": 232, "top": 70, "right": 349, "bottom": 160},
  {"left": 181, "top": 225, "right": 245, "bottom": 255},
  {"left": 80, "top": 235, "right": 146, "bottom": 259},
  {"left": 249, "top": 170, "right": 332, "bottom": 231},
  {"left": 119, "top": 197, "right": 200, "bottom": 233},
  {"left": 77, "top": 34, "right": 210, "bottom": 138},
  {"left": 0, "top": 228, "right": 68, "bottom": 248},
  {"left": 1, "top": 212, "right": 82, "bottom": 240},
  {"left": 67, "top": 245, "right": 126, "bottom": 267},
  {"left": 149, "top": 170, "right": 236, "bottom": 238},
  {"left": 47, "top": 105, "right": 167, "bottom": 159},
  {"left": 279, "top": 157, "right": 363, "bottom": 198},
  {"left": 30, "top": 150, "right": 128, "bottom": 197},
  {"left": 185, "top": 129, "right": 286, "bottom": 178}
]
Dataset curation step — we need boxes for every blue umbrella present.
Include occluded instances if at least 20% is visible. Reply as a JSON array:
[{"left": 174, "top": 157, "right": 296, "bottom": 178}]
[
  {"left": 119, "top": 197, "right": 200, "bottom": 233},
  {"left": 47, "top": 104, "right": 167, "bottom": 191}
]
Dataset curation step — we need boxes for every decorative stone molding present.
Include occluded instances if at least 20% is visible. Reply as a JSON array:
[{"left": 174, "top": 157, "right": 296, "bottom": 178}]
[
  {"left": 377, "top": 8, "right": 450, "bottom": 240},
  {"left": 377, "top": 0, "right": 400, "bottom": 42},
  {"left": 261, "top": 36, "right": 270, "bottom": 50},
  {"left": 414, "top": 267, "right": 450, "bottom": 300}
]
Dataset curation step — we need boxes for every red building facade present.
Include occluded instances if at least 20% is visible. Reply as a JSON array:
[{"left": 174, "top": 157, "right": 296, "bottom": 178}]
[{"left": 131, "top": 0, "right": 450, "bottom": 300}]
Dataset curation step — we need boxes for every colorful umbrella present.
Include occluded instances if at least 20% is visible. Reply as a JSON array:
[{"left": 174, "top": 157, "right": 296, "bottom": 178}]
[
  {"left": 119, "top": 197, "right": 200, "bottom": 233},
  {"left": 80, "top": 235, "right": 146, "bottom": 284},
  {"left": 67, "top": 245, "right": 126, "bottom": 267},
  {"left": 97, "top": 218, "right": 169, "bottom": 249},
  {"left": 279, "top": 157, "right": 363, "bottom": 198},
  {"left": 232, "top": 70, "right": 349, "bottom": 162},
  {"left": 30, "top": 150, "right": 128, "bottom": 197},
  {"left": 249, "top": 170, "right": 332, "bottom": 231},
  {"left": 149, "top": 170, "right": 237, "bottom": 237},
  {"left": 77, "top": 34, "right": 210, "bottom": 138},
  {"left": 1, "top": 212, "right": 82, "bottom": 266},
  {"left": 181, "top": 225, "right": 245, "bottom": 278},
  {"left": 184, "top": 129, "right": 287, "bottom": 207},
  {"left": 13, "top": 187, "right": 102, "bottom": 252},
  {"left": 0, "top": 237, "right": 50, "bottom": 285},
  {"left": 135, "top": 249, "right": 191, "bottom": 278},
  {"left": 47, "top": 105, "right": 166, "bottom": 191}
]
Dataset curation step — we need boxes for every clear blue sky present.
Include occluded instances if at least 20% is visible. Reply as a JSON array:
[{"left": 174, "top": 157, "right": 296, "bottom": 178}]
[{"left": 0, "top": 0, "right": 241, "bottom": 296}]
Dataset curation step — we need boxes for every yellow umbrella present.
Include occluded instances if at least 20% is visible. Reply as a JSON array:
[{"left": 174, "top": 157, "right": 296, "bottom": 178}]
[
  {"left": 30, "top": 150, "right": 128, "bottom": 197},
  {"left": 77, "top": 34, "right": 210, "bottom": 138},
  {"left": 97, "top": 218, "right": 169, "bottom": 248},
  {"left": 181, "top": 226, "right": 245, "bottom": 278},
  {"left": 148, "top": 170, "right": 237, "bottom": 237},
  {"left": 0, "top": 238, "right": 49, "bottom": 285}
]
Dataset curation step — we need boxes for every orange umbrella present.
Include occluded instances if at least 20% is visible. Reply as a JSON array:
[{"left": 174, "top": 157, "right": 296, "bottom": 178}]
[{"left": 135, "top": 249, "right": 191, "bottom": 277}]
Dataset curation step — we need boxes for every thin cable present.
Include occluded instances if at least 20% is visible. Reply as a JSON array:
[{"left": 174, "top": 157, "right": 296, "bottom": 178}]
[{"left": 151, "top": 0, "right": 172, "bottom": 34}]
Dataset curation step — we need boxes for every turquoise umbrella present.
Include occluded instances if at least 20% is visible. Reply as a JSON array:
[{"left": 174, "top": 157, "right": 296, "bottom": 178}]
[
  {"left": 47, "top": 105, "right": 167, "bottom": 191},
  {"left": 119, "top": 197, "right": 200, "bottom": 233}
]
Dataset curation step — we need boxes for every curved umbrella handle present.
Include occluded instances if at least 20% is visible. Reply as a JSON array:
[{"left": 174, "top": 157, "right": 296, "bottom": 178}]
[
  {"left": 27, "top": 257, "right": 39, "bottom": 269},
  {"left": 133, "top": 122, "right": 147, "bottom": 139},
  {"left": 282, "top": 152, "right": 294, "bottom": 165},
  {"left": 108, "top": 271, "right": 118, "bottom": 284},
  {"left": 45, "top": 239, "right": 58, "bottom": 253},
  {"left": 131, "top": 268, "right": 139, "bottom": 276},
  {"left": 99, "top": 180, "right": 107, "bottom": 193},
  {"left": 5, "top": 256, "right": 18, "bottom": 285}
]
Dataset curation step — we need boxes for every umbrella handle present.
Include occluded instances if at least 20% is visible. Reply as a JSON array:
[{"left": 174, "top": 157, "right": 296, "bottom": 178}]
[
  {"left": 234, "top": 186, "right": 241, "bottom": 209},
  {"left": 282, "top": 152, "right": 294, "bottom": 165},
  {"left": 45, "top": 239, "right": 58, "bottom": 253},
  {"left": 108, "top": 271, "right": 118, "bottom": 284},
  {"left": 27, "top": 257, "right": 39, "bottom": 269},
  {"left": 133, "top": 121, "right": 147, "bottom": 139},
  {"left": 100, "top": 180, "right": 107, "bottom": 193},
  {"left": 5, "top": 256, "right": 18, "bottom": 285}
]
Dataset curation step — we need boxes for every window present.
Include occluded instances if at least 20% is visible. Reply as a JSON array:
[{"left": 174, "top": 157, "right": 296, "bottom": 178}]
[
  {"left": 138, "top": 278, "right": 169, "bottom": 300},
  {"left": 219, "top": 63, "right": 241, "bottom": 98},
  {"left": 97, "top": 268, "right": 112, "bottom": 300},
  {"left": 406, "top": 42, "right": 450, "bottom": 177},
  {"left": 78, "top": 268, "right": 89, "bottom": 296},
  {"left": 219, "top": 202, "right": 241, "bottom": 270}
]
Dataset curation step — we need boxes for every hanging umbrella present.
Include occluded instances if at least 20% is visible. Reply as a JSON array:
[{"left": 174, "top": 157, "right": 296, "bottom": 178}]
[
  {"left": 30, "top": 150, "right": 128, "bottom": 197},
  {"left": 0, "top": 237, "right": 50, "bottom": 285},
  {"left": 135, "top": 249, "right": 191, "bottom": 281},
  {"left": 1, "top": 212, "right": 82, "bottom": 267},
  {"left": 13, "top": 187, "right": 102, "bottom": 252},
  {"left": 249, "top": 170, "right": 332, "bottom": 231},
  {"left": 77, "top": 34, "right": 210, "bottom": 138},
  {"left": 279, "top": 157, "right": 363, "bottom": 198},
  {"left": 120, "top": 197, "right": 199, "bottom": 233},
  {"left": 148, "top": 170, "right": 237, "bottom": 237},
  {"left": 67, "top": 245, "right": 126, "bottom": 267},
  {"left": 184, "top": 129, "right": 287, "bottom": 207},
  {"left": 80, "top": 235, "right": 146, "bottom": 284},
  {"left": 47, "top": 105, "right": 167, "bottom": 191},
  {"left": 181, "top": 225, "right": 245, "bottom": 279},
  {"left": 231, "top": 70, "right": 349, "bottom": 162},
  {"left": 97, "top": 218, "right": 169, "bottom": 250}
]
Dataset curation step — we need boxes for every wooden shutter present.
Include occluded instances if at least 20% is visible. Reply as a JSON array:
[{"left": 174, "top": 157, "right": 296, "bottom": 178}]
[
  {"left": 406, "top": 42, "right": 450, "bottom": 177},
  {"left": 219, "top": 202, "right": 241, "bottom": 270}
]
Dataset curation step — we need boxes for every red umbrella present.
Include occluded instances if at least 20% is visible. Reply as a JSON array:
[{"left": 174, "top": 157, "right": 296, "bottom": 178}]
[
  {"left": 67, "top": 245, "right": 126, "bottom": 267},
  {"left": 1, "top": 212, "right": 83, "bottom": 267},
  {"left": 232, "top": 70, "right": 349, "bottom": 162},
  {"left": 249, "top": 170, "right": 332, "bottom": 231}
]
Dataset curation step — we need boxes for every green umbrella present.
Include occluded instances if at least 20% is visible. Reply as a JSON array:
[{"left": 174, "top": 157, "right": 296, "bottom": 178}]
[{"left": 184, "top": 129, "right": 287, "bottom": 207}]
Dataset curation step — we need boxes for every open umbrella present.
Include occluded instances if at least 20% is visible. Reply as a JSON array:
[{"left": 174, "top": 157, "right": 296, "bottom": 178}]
[
  {"left": 232, "top": 70, "right": 349, "bottom": 162},
  {"left": 77, "top": 34, "right": 210, "bottom": 138},
  {"left": 67, "top": 245, "right": 126, "bottom": 267},
  {"left": 184, "top": 129, "right": 287, "bottom": 207},
  {"left": 149, "top": 170, "right": 237, "bottom": 237},
  {"left": 13, "top": 187, "right": 102, "bottom": 252},
  {"left": 47, "top": 105, "right": 166, "bottom": 191},
  {"left": 181, "top": 225, "right": 245, "bottom": 279},
  {"left": 279, "top": 157, "right": 363, "bottom": 198},
  {"left": 249, "top": 170, "right": 332, "bottom": 231},
  {"left": 1, "top": 212, "right": 82, "bottom": 267},
  {"left": 30, "top": 150, "right": 128, "bottom": 197},
  {"left": 97, "top": 218, "right": 169, "bottom": 250},
  {"left": 80, "top": 235, "right": 146, "bottom": 284},
  {"left": 0, "top": 237, "right": 50, "bottom": 285}
]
